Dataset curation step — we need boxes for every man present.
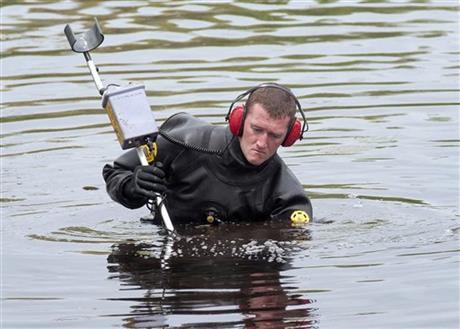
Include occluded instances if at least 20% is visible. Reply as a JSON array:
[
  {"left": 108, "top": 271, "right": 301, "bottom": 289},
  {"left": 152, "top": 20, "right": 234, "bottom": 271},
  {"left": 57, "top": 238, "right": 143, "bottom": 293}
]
[{"left": 103, "top": 83, "right": 312, "bottom": 225}]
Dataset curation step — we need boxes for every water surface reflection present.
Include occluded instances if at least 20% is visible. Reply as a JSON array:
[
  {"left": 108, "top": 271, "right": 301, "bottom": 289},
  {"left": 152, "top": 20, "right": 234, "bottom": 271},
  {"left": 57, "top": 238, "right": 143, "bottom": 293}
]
[{"left": 107, "top": 222, "right": 317, "bottom": 328}]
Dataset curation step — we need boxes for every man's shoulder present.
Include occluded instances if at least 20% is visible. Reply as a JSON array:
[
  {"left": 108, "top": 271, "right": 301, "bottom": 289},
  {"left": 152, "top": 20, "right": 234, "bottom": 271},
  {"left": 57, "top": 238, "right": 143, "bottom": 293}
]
[
  {"left": 271, "top": 156, "right": 303, "bottom": 188},
  {"left": 159, "top": 112, "right": 230, "bottom": 154}
]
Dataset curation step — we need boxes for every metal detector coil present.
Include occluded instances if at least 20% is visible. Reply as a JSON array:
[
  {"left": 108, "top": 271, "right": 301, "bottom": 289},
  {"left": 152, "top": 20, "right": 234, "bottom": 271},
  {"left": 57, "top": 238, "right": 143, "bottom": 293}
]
[{"left": 64, "top": 19, "right": 104, "bottom": 53}]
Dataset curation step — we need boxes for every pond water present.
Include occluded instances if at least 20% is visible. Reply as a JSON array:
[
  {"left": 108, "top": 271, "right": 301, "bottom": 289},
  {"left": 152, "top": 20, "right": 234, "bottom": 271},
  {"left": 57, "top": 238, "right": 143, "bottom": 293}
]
[{"left": 2, "top": 1, "right": 459, "bottom": 328}]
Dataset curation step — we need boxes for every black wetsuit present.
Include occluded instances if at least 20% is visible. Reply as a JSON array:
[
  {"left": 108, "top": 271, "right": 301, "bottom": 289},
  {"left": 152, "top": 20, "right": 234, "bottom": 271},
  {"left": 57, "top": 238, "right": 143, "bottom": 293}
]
[{"left": 103, "top": 112, "right": 312, "bottom": 224}]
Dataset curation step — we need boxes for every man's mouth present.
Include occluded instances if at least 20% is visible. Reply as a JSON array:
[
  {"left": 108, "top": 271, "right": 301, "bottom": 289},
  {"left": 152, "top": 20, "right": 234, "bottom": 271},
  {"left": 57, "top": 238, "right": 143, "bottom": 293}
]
[{"left": 252, "top": 148, "right": 266, "bottom": 156}]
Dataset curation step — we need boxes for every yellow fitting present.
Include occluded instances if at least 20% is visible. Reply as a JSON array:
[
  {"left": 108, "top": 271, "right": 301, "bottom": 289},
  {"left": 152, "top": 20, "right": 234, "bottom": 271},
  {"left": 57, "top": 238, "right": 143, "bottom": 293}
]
[
  {"left": 141, "top": 142, "right": 158, "bottom": 164},
  {"left": 290, "top": 210, "right": 310, "bottom": 226}
]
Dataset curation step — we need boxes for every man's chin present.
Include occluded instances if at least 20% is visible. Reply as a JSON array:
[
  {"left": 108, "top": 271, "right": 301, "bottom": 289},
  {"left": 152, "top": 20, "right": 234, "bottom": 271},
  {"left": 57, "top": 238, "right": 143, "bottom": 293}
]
[{"left": 247, "top": 155, "right": 267, "bottom": 166}]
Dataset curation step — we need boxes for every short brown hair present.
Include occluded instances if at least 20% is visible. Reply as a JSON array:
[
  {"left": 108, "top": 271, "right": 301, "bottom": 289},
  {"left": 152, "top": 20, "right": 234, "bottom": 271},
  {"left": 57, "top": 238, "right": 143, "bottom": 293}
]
[{"left": 245, "top": 85, "right": 297, "bottom": 121}]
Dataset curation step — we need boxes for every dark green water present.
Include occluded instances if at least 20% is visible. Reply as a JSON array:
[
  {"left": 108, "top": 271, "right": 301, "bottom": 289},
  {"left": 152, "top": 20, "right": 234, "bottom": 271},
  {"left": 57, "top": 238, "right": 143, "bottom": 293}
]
[{"left": 2, "top": 1, "right": 459, "bottom": 328}]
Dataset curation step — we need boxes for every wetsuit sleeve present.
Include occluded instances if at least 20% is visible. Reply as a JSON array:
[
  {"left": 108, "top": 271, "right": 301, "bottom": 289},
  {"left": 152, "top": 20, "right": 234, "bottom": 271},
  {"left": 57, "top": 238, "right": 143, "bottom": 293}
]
[
  {"left": 102, "top": 149, "right": 147, "bottom": 209},
  {"left": 270, "top": 191, "right": 313, "bottom": 222},
  {"left": 102, "top": 132, "right": 184, "bottom": 209},
  {"left": 269, "top": 166, "right": 313, "bottom": 222}
]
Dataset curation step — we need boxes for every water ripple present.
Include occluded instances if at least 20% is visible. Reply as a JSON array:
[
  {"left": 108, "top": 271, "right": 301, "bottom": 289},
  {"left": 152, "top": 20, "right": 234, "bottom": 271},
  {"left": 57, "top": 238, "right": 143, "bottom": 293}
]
[{"left": 2, "top": 2, "right": 459, "bottom": 328}]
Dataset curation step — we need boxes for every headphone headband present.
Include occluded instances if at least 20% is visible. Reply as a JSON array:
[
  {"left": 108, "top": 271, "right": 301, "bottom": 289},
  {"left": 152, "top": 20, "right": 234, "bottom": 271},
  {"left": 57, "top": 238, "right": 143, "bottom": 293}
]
[{"left": 225, "top": 83, "right": 309, "bottom": 139}]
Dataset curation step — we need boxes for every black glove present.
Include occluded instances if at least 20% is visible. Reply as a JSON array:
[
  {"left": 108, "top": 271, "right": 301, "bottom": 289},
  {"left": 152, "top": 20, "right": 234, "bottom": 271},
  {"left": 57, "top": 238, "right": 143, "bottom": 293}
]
[{"left": 124, "top": 162, "right": 167, "bottom": 199}]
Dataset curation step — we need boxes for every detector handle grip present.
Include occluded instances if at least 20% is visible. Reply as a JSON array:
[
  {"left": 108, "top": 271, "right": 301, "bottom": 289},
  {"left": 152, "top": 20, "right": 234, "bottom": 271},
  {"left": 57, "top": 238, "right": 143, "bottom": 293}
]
[{"left": 136, "top": 147, "right": 175, "bottom": 233}]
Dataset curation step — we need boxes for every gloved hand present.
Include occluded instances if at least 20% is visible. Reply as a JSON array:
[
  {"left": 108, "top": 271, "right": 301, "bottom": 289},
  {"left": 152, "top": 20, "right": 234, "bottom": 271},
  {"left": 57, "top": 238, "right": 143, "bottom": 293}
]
[{"left": 124, "top": 162, "right": 167, "bottom": 199}]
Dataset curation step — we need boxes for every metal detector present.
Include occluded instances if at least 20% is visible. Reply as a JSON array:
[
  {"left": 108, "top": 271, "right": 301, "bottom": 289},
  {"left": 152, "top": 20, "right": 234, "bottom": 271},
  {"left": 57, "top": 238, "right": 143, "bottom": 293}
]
[{"left": 64, "top": 18, "right": 175, "bottom": 233}]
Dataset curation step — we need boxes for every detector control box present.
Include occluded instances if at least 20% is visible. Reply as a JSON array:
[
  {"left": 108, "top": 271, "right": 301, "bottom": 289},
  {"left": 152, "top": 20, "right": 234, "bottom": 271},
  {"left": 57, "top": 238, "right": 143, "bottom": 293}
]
[{"left": 102, "top": 84, "right": 158, "bottom": 150}]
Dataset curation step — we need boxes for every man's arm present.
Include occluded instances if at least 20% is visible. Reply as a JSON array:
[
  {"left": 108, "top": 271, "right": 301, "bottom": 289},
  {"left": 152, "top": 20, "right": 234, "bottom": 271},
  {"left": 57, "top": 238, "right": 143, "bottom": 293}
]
[
  {"left": 270, "top": 192, "right": 313, "bottom": 223},
  {"left": 269, "top": 164, "right": 313, "bottom": 223},
  {"left": 103, "top": 149, "right": 147, "bottom": 209},
  {"left": 103, "top": 131, "right": 181, "bottom": 210}
]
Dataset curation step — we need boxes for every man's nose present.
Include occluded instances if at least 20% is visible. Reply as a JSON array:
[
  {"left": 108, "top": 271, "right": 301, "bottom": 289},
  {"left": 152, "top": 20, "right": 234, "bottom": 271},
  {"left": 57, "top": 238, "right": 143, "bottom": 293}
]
[{"left": 256, "top": 133, "right": 268, "bottom": 148}]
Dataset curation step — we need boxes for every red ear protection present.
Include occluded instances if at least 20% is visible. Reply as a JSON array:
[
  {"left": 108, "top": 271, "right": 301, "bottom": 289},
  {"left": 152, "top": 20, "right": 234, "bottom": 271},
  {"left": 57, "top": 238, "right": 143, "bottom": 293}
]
[
  {"left": 282, "top": 119, "right": 302, "bottom": 147},
  {"left": 226, "top": 83, "right": 309, "bottom": 147},
  {"left": 228, "top": 105, "right": 245, "bottom": 136},
  {"left": 228, "top": 104, "right": 302, "bottom": 147}
]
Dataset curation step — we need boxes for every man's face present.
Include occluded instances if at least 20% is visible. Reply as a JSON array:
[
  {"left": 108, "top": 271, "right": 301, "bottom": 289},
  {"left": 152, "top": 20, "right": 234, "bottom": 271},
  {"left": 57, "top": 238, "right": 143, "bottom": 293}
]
[{"left": 239, "top": 103, "right": 291, "bottom": 166}]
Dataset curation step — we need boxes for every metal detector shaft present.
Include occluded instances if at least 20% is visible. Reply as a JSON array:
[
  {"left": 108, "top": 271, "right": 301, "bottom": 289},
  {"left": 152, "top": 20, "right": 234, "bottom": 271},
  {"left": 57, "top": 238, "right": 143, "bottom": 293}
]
[
  {"left": 83, "top": 52, "right": 104, "bottom": 95},
  {"left": 64, "top": 18, "right": 175, "bottom": 233}
]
